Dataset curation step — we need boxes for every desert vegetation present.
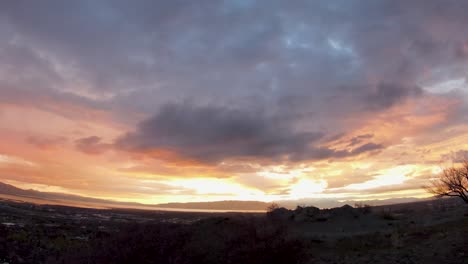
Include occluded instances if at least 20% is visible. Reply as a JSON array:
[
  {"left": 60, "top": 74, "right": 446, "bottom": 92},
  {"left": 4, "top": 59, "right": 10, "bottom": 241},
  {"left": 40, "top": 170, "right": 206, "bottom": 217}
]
[{"left": 0, "top": 197, "right": 466, "bottom": 264}]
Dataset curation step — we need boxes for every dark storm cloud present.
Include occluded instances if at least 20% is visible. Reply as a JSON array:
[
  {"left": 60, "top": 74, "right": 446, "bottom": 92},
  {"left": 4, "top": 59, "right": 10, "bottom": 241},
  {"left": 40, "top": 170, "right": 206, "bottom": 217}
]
[
  {"left": 1, "top": 0, "right": 468, "bottom": 161},
  {"left": 365, "top": 82, "right": 423, "bottom": 110},
  {"left": 2, "top": 1, "right": 467, "bottom": 106},
  {"left": 116, "top": 103, "right": 383, "bottom": 163}
]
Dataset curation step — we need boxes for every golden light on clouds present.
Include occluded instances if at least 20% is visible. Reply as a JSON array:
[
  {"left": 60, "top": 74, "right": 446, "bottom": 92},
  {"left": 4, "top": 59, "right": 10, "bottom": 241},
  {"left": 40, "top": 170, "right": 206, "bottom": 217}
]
[
  {"left": 343, "top": 165, "right": 416, "bottom": 191},
  {"left": 0, "top": 154, "right": 36, "bottom": 167},
  {"left": 1, "top": 100, "right": 467, "bottom": 205}
]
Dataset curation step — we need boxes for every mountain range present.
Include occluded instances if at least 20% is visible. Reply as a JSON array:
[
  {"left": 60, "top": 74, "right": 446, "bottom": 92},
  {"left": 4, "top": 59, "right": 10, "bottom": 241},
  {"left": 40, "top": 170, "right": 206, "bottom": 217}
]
[{"left": 0, "top": 181, "right": 427, "bottom": 211}]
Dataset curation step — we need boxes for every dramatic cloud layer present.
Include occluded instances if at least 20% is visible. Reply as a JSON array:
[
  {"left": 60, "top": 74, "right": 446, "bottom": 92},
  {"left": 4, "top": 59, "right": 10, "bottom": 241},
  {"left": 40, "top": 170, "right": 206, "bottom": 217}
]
[
  {"left": 0, "top": 0, "right": 467, "bottom": 203},
  {"left": 117, "top": 103, "right": 383, "bottom": 163}
]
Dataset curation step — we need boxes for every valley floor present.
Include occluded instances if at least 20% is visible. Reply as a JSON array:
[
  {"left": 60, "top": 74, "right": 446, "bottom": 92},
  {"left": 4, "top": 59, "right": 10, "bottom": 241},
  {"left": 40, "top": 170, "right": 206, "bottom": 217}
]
[{"left": 0, "top": 198, "right": 466, "bottom": 264}]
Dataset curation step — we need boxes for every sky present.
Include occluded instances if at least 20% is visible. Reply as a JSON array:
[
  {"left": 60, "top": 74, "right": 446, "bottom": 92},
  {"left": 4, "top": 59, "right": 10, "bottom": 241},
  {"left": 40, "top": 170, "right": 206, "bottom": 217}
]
[{"left": 0, "top": 0, "right": 468, "bottom": 204}]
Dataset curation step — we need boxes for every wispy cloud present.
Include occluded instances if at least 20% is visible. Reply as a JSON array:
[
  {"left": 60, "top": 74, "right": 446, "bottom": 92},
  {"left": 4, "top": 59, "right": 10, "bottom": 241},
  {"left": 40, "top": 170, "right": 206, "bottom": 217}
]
[{"left": 0, "top": 154, "right": 36, "bottom": 167}]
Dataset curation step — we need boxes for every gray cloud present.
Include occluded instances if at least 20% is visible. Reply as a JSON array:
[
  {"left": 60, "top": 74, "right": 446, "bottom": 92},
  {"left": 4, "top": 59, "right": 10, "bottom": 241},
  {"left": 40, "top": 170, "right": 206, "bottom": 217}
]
[
  {"left": 117, "top": 103, "right": 383, "bottom": 163},
  {"left": 1, "top": 1, "right": 466, "bottom": 109},
  {"left": 350, "top": 143, "right": 384, "bottom": 155},
  {"left": 365, "top": 82, "right": 423, "bottom": 110},
  {"left": 0, "top": 0, "right": 467, "bottom": 160}
]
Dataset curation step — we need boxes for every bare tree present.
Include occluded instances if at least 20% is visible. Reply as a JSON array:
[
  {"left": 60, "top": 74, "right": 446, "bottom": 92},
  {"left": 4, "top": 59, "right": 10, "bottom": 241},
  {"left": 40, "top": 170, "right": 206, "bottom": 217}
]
[
  {"left": 425, "top": 160, "right": 468, "bottom": 204},
  {"left": 266, "top": 202, "right": 280, "bottom": 213}
]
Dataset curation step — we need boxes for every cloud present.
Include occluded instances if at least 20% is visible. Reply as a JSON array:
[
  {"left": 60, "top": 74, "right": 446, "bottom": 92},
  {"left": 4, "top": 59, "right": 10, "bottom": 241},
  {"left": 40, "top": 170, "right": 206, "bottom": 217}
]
[
  {"left": 441, "top": 150, "right": 468, "bottom": 163},
  {"left": 0, "top": 154, "right": 36, "bottom": 167},
  {"left": 347, "top": 134, "right": 373, "bottom": 147},
  {"left": 117, "top": 103, "right": 383, "bottom": 163},
  {"left": 1, "top": 0, "right": 467, "bottom": 121},
  {"left": 365, "top": 82, "right": 423, "bottom": 110},
  {"left": 26, "top": 135, "right": 67, "bottom": 150},
  {"left": 75, "top": 136, "right": 110, "bottom": 155},
  {"left": 1, "top": 0, "right": 468, "bottom": 201},
  {"left": 351, "top": 143, "right": 384, "bottom": 155}
]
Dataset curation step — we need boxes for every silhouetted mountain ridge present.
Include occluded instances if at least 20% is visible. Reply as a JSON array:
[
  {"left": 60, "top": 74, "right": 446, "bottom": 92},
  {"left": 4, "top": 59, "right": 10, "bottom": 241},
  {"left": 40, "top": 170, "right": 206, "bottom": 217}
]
[
  {"left": 156, "top": 200, "right": 269, "bottom": 210},
  {"left": 0, "top": 182, "right": 268, "bottom": 210},
  {"left": 0, "top": 181, "right": 428, "bottom": 211},
  {"left": 0, "top": 182, "right": 140, "bottom": 207}
]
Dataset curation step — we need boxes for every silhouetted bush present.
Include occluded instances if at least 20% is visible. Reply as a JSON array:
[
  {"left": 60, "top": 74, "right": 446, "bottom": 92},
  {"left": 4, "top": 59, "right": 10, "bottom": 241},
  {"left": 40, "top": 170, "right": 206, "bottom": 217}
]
[
  {"left": 380, "top": 211, "right": 397, "bottom": 221},
  {"left": 56, "top": 217, "right": 308, "bottom": 264},
  {"left": 354, "top": 202, "right": 372, "bottom": 214}
]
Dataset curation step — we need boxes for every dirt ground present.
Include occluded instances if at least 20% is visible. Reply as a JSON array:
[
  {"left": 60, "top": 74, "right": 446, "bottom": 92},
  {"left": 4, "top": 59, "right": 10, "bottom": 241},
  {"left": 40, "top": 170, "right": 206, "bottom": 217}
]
[{"left": 0, "top": 197, "right": 467, "bottom": 264}]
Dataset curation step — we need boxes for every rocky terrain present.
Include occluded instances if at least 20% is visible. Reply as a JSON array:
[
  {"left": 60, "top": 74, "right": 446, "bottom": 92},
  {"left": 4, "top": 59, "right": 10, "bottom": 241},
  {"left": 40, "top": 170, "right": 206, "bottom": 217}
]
[{"left": 269, "top": 200, "right": 468, "bottom": 263}]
